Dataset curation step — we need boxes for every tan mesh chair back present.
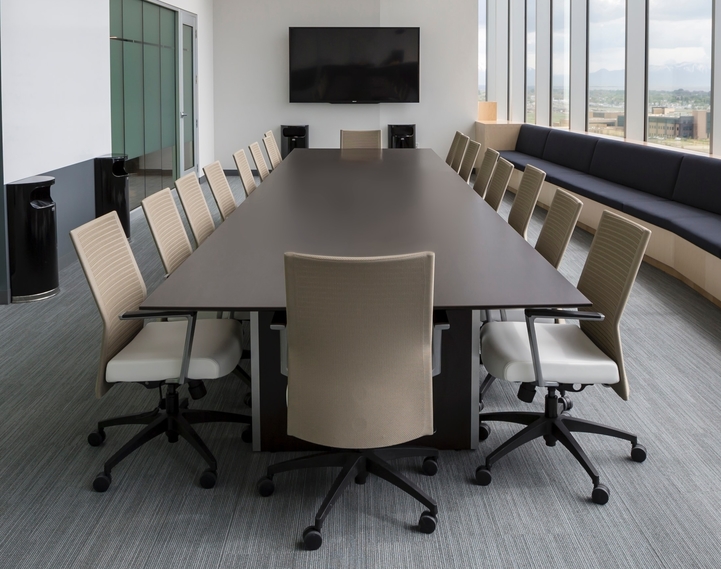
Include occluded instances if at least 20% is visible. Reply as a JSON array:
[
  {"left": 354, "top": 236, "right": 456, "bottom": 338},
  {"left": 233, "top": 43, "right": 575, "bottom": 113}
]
[
  {"left": 70, "top": 212, "right": 146, "bottom": 398},
  {"left": 284, "top": 252, "right": 435, "bottom": 449},
  {"left": 458, "top": 139, "right": 481, "bottom": 183},
  {"left": 340, "top": 129, "right": 382, "bottom": 149},
  {"left": 484, "top": 157, "right": 514, "bottom": 211},
  {"left": 263, "top": 131, "right": 283, "bottom": 169},
  {"left": 473, "top": 148, "right": 500, "bottom": 199},
  {"left": 507, "top": 164, "right": 546, "bottom": 239},
  {"left": 233, "top": 148, "right": 257, "bottom": 197},
  {"left": 249, "top": 141, "right": 271, "bottom": 181},
  {"left": 141, "top": 188, "right": 193, "bottom": 276},
  {"left": 535, "top": 188, "right": 582, "bottom": 269},
  {"left": 445, "top": 131, "right": 463, "bottom": 165},
  {"left": 174, "top": 172, "right": 215, "bottom": 247},
  {"left": 577, "top": 211, "right": 650, "bottom": 401},
  {"left": 203, "top": 161, "right": 236, "bottom": 221},
  {"left": 450, "top": 134, "right": 469, "bottom": 173}
]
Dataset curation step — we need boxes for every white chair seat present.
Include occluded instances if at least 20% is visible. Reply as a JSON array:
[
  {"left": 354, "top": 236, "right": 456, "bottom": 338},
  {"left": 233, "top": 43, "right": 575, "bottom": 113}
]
[
  {"left": 107, "top": 319, "right": 242, "bottom": 383},
  {"left": 480, "top": 321, "right": 619, "bottom": 385}
]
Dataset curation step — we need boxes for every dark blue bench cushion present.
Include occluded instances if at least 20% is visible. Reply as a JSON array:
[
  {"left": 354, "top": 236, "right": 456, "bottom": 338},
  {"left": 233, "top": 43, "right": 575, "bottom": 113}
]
[
  {"left": 589, "top": 139, "right": 683, "bottom": 199},
  {"left": 514, "top": 124, "right": 551, "bottom": 158},
  {"left": 541, "top": 130, "right": 599, "bottom": 174},
  {"left": 672, "top": 155, "right": 721, "bottom": 216},
  {"left": 624, "top": 199, "right": 721, "bottom": 256},
  {"left": 499, "top": 150, "right": 663, "bottom": 211}
]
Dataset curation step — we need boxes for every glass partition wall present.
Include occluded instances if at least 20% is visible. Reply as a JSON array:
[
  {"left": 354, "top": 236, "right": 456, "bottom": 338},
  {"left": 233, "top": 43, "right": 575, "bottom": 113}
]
[
  {"left": 110, "top": 0, "right": 178, "bottom": 210},
  {"left": 587, "top": 0, "right": 626, "bottom": 138},
  {"left": 647, "top": 1, "right": 712, "bottom": 154},
  {"left": 551, "top": 0, "right": 570, "bottom": 128}
]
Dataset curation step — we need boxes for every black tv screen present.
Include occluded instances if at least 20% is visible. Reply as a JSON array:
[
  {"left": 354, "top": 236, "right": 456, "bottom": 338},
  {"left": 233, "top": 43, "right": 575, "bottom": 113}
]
[{"left": 289, "top": 27, "right": 420, "bottom": 103}]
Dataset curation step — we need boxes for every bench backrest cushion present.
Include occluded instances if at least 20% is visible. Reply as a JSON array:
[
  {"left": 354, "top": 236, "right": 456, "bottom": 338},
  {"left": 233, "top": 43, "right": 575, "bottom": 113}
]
[
  {"left": 515, "top": 124, "right": 551, "bottom": 158},
  {"left": 672, "top": 154, "right": 721, "bottom": 215},
  {"left": 589, "top": 139, "right": 683, "bottom": 199},
  {"left": 542, "top": 130, "right": 599, "bottom": 173}
]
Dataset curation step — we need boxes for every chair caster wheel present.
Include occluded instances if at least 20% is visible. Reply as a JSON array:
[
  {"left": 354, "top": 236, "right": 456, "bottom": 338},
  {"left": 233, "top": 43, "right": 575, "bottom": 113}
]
[
  {"left": 479, "top": 423, "right": 491, "bottom": 441},
  {"left": 257, "top": 476, "right": 275, "bottom": 497},
  {"left": 199, "top": 469, "right": 217, "bottom": 489},
  {"left": 87, "top": 429, "right": 106, "bottom": 447},
  {"left": 241, "top": 427, "right": 252, "bottom": 444},
  {"left": 418, "top": 511, "right": 437, "bottom": 534},
  {"left": 422, "top": 457, "right": 438, "bottom": 476},
  {"left": 354, "top": 473, "right": 368, "bottom": 485},
  {"left": 302, "top": 526, "right": 322, "bottom": 550},
  {"left": 243, "top": 392, "right": 252, "bottom": 408},
  {"left": 631, "top": 443, "right": 647, "bottom": 463},
  {"left": 93, "top": 472, "right": 111, "bottom": 493},
  {"left": 592, "top": 483, "right": 610, "bottom": 505},
  {"left": 475, "top": 466, "right": 492, "bottom": 486}
]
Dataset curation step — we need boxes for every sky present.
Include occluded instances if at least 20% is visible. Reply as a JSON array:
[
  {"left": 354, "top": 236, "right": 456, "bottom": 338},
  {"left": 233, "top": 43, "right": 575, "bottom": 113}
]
[{"left": 479, "top": 0, "right": 713, "bottom": 87}]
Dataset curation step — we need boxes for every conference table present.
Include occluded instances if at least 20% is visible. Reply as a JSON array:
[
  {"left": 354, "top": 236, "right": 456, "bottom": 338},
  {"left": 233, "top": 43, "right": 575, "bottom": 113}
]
[{"left": 141, "top": 148, "right": 590, "bottom": 451}]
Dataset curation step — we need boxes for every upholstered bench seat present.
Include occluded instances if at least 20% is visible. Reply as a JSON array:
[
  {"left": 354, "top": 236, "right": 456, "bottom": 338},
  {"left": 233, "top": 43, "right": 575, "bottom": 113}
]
[{"left": 498, "top": 124, "right": 721, "bottom": 261}]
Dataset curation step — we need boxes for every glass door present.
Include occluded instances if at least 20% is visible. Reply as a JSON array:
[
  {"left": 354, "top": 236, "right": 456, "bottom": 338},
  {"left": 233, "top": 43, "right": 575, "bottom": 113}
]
[{"left": 179, "top": 12, "right": 198, "bottom": 175}]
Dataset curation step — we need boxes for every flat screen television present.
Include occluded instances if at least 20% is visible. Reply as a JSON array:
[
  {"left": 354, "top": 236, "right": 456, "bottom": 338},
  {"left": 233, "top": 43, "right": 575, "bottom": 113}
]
[{"left": 289, "top": 27, "right": 420, "bottom": 104}]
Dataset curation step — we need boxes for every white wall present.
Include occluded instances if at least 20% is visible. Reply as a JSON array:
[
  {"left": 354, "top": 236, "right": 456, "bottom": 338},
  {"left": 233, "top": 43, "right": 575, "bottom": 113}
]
[
  {"left": 0, "top": 0, "right": 215, "bottom": 183},
  {"left": 1, "top": 0, "right": 111, "bottom": 183},
  {"left": 213, "top": 0, "right": 477, "bottom": 167}
]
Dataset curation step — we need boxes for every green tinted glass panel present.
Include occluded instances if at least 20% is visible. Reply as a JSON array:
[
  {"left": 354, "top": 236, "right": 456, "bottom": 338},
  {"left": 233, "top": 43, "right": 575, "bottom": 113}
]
[
  {"left": 160, "top": 8, "right": 175, "bottom": 48},
  {"left": 143, "top": 45, "right": 161, "bottom": 155},
  {"left": 161, "top": 46, "right": 176, "bottom": 149},
  {"left": 110, "top": 0, "right": 123, "bottom": 38},
  {"left": 122, "top": 0, "right": 142, "bottom": 42},
  {"left": 142, "top": 2, "right": 159, "bottom": 44},
  {"left": 182, "top": 24, "right": 194, "bottom": 169},
  {"left": 110, "top": 40, "right": 125, "bottom": 154},
  {"left": 123, "top": 41, "right": 144, "bottom": 159}
]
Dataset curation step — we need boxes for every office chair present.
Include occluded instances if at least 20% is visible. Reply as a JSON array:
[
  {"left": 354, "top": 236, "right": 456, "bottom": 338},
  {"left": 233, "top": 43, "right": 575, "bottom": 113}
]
[
  {"left": 233, "top": 148, "right": 257, "bottom": 197},
  {"left": 70, "top": 212, "right": 251, "bottom": 492},
  {"left": 507, "top": 164, "right": 546, "bottom": 239},
  {"left": 141, "top": 188, "right": 193, "bottom": 277},
  {"left": 203, "top": 161, "right": 237, "bottom": 221},
  {"left": 340, "top": 129, "right": 382, "bottom": 149},
  {"left": 445, "top": 131, "right": 464, "bottom": 165},
  {"left": 483, "top": 157, "right": 514, "bottom": 211},
  {"left": 249, "top": 141, "right": 271, "bottom": 181},
  {"left": 480, "top": 188, "right": 583, "bottom": 402},
  {"left": 476, "top": 211, "right": 650, "bottom": 504},
  {"left": 458, "top": 139, "right": 482, "bottom": 183},
  {"left": 473, "top": 148, "right": 500, "bottom": 199},
  {"left": 450, "top": 134, "right": 469, "bottom": 173},
  {"left": 257, "top": 252, "right": 450, "bottom": 549},
  {"left": 263, "top": 130, "right": 283, "bottom": 169},
  {"left": 143, "top": 188, "right": 254, "bottom": 403},
  {"left": 174, "top": 172, "right": 216, "bottom": 247}
]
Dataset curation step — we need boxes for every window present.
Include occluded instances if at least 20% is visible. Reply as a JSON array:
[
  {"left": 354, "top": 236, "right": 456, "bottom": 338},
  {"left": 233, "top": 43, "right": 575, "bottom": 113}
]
[
  {"left": 647, "top": 1, "right": 712, "bottom": 153},
  {"left": 587, "top": 0, "right": 625, "bottom": 138},
  {"left": 526, "top": 0, "right": 536, "bottom": 123},
  {"left": 551, "top": 0, "right": 570, "bottom": 128},
  {"left": 479, "top": 0, "right": 487, "bottom": 101}
]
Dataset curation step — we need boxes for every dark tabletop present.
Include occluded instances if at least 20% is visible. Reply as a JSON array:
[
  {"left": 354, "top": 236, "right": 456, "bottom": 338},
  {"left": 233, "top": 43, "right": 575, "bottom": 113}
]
[{"left": 142, "top": 148, "right": 589, "bottom": 311}]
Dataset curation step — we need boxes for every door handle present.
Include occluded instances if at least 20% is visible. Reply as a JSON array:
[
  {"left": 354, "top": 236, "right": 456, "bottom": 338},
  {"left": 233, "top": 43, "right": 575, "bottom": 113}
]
[{"left": 180, "top": 112, "right": 188, "bottom": 118}]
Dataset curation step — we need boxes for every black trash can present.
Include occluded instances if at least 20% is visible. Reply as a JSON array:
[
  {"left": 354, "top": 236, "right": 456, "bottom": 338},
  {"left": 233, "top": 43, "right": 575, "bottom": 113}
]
[
  {"left": 281, "top": 125, "right": 309, "bottom": 158},
  {"left": 6, "top": 176, "right": 59, "bottom": 302},
  {"left": 388, "top": 124, "right": 416, "bottom": 148},
  {"left": 95, "top": 154, "right": 130, "bottom": 238}
]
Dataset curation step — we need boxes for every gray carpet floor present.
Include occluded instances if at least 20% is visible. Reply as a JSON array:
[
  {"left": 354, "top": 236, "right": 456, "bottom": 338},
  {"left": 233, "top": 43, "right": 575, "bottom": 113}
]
[{"left": 1, "top": 175, "right": 721, "bottom": 568}]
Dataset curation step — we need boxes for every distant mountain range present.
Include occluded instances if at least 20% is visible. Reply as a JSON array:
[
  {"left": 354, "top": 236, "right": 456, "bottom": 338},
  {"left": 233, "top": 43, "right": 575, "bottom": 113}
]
[
  {"left": 478, "top": 64, "right": 712, "bottom": 92},
  {"left": 588, "top": 63, "right": 711, "bottom": 91}
]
